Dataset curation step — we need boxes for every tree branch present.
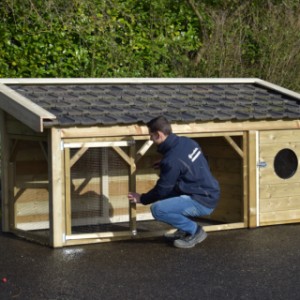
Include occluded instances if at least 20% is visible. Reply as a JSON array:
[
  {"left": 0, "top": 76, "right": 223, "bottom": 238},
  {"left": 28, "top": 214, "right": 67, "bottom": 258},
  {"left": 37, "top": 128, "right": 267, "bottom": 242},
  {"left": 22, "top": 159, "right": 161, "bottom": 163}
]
[{"left": 185, "top": 0, "right": 208, "bottom": 66}]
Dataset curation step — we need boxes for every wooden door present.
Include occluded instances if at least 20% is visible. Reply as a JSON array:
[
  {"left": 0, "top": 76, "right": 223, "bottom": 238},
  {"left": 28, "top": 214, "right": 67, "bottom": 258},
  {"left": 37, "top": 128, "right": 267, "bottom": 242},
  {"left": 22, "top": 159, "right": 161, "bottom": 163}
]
[{"left": 259, "top": 130, "right": 300, "bottom": 226}]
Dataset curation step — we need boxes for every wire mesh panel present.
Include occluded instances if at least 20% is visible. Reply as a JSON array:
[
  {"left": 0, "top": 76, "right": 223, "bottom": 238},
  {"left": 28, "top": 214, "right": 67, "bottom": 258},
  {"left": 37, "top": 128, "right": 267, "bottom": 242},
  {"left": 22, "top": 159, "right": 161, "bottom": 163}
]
[{"left": 68, "top": 145, "right": 131, "bottom": 235}]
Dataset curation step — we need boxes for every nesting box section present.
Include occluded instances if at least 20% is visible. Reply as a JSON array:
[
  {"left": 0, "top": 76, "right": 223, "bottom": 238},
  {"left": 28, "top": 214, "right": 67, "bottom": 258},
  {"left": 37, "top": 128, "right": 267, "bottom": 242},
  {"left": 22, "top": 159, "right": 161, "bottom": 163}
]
[
  {"left": 1, "top": 78, "right": 300, "bottom": 247},
  {"left": 259, "top": 130, "right": 300, "bottom": 225}
]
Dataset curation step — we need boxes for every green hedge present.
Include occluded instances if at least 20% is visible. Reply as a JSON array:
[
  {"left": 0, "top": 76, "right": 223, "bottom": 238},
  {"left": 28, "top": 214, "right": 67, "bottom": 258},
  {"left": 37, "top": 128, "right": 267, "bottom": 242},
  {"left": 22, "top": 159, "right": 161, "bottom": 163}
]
[{"left": 0, "top": 0, "right": 299, "bottom": 91}]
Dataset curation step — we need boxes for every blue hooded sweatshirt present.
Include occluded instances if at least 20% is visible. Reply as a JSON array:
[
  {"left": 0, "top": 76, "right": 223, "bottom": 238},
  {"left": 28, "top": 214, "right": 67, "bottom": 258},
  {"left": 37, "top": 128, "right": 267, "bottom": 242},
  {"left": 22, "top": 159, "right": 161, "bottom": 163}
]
[{"left": 140, "top": 133, "right": 220, "bottom": 208}]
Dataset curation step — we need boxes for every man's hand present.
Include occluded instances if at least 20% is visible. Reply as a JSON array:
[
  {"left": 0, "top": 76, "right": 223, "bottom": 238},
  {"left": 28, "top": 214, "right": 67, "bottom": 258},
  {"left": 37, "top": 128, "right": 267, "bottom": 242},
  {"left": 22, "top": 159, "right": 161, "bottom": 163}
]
[{"left": 128, "top": 192, "right": 141, "bottom": 204}]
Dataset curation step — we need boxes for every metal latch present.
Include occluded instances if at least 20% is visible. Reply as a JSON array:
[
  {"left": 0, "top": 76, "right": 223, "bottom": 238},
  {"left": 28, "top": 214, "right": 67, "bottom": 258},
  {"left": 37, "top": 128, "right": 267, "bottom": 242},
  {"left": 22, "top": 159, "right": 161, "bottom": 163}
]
[{"left": 257, "top": 161, "right": 267, "bottom": 168}]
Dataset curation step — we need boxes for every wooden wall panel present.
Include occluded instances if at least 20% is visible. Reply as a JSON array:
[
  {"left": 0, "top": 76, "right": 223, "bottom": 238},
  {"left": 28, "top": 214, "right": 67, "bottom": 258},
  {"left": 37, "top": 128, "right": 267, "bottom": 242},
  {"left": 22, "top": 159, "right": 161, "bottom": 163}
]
[
  {"left": 12, "top": 141, "right": 50, "bottom": 231},
  {"left": 198, "top": 137, "right": 243, "bottom": 223},
  {"left": 6, "top": 114, "right": 47, "bottom": 138},
  {"left": 259, "top": 129, "right": 300, "bottom": 225}
]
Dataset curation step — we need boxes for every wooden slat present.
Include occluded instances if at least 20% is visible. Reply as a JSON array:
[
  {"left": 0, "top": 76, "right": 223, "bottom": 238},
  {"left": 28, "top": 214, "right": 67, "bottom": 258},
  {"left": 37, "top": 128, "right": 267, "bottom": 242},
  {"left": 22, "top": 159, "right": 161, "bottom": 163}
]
[
  {"left": 259, "top": 166, "right": 300, "bottom": 184},
  {"left": 64, "top": 148, "right": 72, "bottom": 235},
  {"left": 49, "top": 128, "right": 64, "bottom": 247},
  {"left": 64, "top": 140, "right": 131, "bottom": 148},
  {"left": 259, "top": 143, "right": 300, "bottom": 158},
  {"left": 260, "top": 182, "right": 300, "bottom": 198},
  {"left": 248, "top": 131, "right": 258, "bottom": 228},
  {"left": 224, "top": 135, "right": 244, "bottom": 158},
  {"left": 63, "top": 222, "right": 246, "bottom": 246},
  {"left": 0, "top": 111, "right": 10, "bottom": 231},
  {"left": 66, "top": 230, "right": 133, "bottom": 240},
  {"left": 259, "top": 129, "right": 300, "bottom": 143},
  {"left": 112, "top": 146, "right": 132, "bottom": 166},
  {"left": 14, "top": 188, "right": 48, "bottom": 203},
  {"left": 15, "top": 213, "right": 49, "bottom": 223},
  {"left": 204, "top": 222, "right": 246, "bottom": 232},
  {"left": 260, "top": 196, "right": 300, "bottom": 212},
  {"left": 63, "top": 136, "right": 133, "bottom": 143},
  {"left": 136, "top": 140, "right": 153, "bottom": 162},
  {"left": 242, "top": 132, "right": 248, "bottom": 226},
  {"left": 260, "top": 209, "right": 300, "bottom": 224},
  {"left": 70, "top": 147, "right": 89, "bottom": 168},
  {"left": 61, "top": 120, "right": 300, "bottom": 139},
  {"left": 183, "top": 131, "right": 243, "bottom": 138}
]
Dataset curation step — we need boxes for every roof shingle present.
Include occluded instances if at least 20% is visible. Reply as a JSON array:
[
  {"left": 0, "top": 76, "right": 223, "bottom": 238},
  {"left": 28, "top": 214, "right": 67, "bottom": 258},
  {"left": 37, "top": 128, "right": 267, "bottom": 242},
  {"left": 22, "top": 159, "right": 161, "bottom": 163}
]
[{"left": 8, "top": 83, "right": 300, "bottom": 127}]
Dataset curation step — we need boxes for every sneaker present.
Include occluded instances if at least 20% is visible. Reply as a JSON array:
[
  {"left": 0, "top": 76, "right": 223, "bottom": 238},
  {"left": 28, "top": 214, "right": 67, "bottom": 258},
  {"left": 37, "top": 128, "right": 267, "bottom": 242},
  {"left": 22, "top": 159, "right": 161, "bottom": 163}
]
[
  {"left": 164, "top": 229, "right": 187, "bottom": 241},
  {"left": 173, "top": 227, "right": 207, "bottom": 249}
]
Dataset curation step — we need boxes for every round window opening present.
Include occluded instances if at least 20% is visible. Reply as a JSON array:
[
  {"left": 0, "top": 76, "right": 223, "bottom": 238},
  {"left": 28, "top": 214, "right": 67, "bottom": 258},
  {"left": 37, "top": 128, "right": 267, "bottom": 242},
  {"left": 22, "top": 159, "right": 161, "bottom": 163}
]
[{"left": 274, "top": 148, "right": 298, "bottom": 179}]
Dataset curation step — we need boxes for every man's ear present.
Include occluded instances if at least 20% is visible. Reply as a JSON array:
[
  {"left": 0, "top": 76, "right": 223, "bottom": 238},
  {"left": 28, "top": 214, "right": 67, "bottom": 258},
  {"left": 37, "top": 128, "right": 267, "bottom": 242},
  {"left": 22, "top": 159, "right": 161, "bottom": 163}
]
[{"left": 157, "top": 131, "right": 167, "bottom": 142}]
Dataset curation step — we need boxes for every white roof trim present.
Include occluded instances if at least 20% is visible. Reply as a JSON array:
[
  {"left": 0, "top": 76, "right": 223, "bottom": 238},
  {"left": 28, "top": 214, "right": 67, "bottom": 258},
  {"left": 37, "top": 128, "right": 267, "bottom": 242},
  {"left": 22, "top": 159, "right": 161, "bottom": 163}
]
[
  {"left": 255, "top": 79, "right": 300, "bottom": 100},
  {"left": 0, "top": 77, "right": 257, "bottom": 85}
]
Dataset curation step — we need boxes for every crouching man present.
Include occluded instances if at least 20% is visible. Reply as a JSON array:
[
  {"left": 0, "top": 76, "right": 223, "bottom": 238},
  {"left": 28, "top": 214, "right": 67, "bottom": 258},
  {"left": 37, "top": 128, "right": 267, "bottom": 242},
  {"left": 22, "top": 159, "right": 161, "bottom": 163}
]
[{"left": 128, "top": 116, "right": 220, "bottom": 248}]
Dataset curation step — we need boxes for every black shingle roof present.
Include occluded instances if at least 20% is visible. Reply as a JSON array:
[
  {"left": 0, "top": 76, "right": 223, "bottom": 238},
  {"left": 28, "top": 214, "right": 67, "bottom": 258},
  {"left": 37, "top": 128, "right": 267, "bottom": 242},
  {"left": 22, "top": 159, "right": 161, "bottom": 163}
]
[{"left": 9, "top": 83, "right": 300, "bottom": 127}]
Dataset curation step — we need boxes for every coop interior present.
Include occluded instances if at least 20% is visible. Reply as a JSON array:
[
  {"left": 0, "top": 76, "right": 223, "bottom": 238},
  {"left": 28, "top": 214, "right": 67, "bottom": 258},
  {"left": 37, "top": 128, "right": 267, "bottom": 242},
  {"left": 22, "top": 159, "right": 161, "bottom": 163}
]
[
  {"left": 8, "top": 133, "right": 245, "bottom": 245},
  {"left": 9, "top": 139, "right": 50, "bottom": 243}
]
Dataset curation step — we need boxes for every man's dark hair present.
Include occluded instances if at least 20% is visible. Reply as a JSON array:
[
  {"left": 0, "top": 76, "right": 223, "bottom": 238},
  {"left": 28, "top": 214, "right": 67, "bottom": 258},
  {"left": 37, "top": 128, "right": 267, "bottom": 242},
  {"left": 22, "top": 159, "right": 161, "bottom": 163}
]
[{"left": 146, "top": 116, "right": 172, "bottom": 135}]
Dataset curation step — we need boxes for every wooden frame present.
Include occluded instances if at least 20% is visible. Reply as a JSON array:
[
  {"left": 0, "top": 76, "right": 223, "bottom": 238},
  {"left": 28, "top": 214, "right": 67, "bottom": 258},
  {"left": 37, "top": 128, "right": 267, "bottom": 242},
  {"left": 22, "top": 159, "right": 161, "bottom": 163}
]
[
  {"left": 63, "top": 139, "right": 136, "bottom": 244},
  {"left": 0, "top": 111, "right": 10, "bottom": 232},
  {"left": 49, "top": 127, "right": 64, "bottom": 247}
]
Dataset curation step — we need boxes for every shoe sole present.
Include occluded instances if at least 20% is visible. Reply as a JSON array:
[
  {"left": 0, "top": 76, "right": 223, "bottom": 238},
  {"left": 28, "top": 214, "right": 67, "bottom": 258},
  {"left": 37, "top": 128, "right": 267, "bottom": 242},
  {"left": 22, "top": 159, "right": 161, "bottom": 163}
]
[
  {"left": 173, "top": 231, "right": 207, "bottom": 249},
  {"left": 164, "top": 234, "right": 186, "bottom": 242},
  {"left": 164, "top": 230, "right": 187, "bottom": 242}
]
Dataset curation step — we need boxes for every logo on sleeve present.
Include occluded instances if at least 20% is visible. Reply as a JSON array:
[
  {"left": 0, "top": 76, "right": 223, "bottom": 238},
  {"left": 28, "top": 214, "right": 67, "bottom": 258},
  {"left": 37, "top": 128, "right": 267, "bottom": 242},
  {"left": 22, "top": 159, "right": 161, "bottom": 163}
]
[{"left": 188, "top": 148, "right": 201, "bottom": 162}]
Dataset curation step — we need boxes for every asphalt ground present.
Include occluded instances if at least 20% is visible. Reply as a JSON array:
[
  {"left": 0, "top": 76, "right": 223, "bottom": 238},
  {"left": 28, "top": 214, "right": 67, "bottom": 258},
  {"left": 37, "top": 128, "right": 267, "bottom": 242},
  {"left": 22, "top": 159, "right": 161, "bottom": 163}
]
[{"left": 0, "top": 223, "right": 300, "bottom": 300}]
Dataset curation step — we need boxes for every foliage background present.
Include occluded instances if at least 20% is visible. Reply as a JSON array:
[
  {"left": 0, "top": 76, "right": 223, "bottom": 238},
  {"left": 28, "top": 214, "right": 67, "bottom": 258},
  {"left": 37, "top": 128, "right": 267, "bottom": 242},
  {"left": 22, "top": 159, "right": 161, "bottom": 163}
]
[{"left": 0, "top": 0, "right": 300, "bottom": 91}]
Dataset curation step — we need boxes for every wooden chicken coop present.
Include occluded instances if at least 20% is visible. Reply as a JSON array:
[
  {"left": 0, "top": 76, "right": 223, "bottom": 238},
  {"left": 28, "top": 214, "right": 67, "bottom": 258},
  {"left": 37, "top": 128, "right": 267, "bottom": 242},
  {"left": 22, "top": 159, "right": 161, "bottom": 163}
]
[{"left": 0, "top": 78, "right": 300, "bottom": 248}]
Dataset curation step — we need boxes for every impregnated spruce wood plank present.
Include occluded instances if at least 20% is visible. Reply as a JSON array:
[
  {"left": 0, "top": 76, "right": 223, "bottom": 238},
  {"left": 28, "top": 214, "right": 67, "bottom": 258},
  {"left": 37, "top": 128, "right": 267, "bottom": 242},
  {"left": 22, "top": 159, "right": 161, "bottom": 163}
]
[{"left": 49, "top": 128, "right": 64, "bottom": 247}]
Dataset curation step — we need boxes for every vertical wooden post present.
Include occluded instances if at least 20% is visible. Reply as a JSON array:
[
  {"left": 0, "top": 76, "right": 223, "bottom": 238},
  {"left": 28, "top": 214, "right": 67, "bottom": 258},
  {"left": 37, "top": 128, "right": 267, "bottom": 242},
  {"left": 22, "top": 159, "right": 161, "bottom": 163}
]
[
  {"left": 49, "top": 128, "right": 64, "bottom": 247},
  {"left": 242, "top": 132, "right": 249, "bottom": 227},
  {"left": 64, "top": 147, "right": 72, "bottom": 235},
  {"left": 0, "top": 111, "right": 10, "bottom": 231},
  {"left": 129, "top": 142, "right": 137, "bottom": 235},
  {"left": 248, "top": 130, "right": 258, "bottom": 228}
]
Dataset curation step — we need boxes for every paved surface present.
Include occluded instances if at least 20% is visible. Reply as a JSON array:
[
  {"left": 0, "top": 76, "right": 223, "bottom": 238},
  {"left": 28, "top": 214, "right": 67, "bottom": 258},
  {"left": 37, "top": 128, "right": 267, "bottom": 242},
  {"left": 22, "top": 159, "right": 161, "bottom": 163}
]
[{"left": 0, "top": 224, "right": 300, "bottom": 300}]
